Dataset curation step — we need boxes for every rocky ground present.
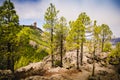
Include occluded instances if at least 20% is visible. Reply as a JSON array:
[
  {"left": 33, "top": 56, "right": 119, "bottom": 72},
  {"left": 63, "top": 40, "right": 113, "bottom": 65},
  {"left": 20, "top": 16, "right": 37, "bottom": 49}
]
[{"left": 0, "top": 50, "right": 120, "bottom": 80}]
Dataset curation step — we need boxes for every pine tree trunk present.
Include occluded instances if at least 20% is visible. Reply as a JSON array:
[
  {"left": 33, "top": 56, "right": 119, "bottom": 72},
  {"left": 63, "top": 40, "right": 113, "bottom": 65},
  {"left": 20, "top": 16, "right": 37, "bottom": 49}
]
[
  {"left": 101, "top": 38, "right": 104, "bottom": 52},
  {"left": 11, "top": 55, "right": 14, "bottom": 73},
  {"left": 60, "top": 34, "right": 63, "bottom": 67},
  {"left": 51, "top": 28, "right": 54, "bottom": 67},
  {"left": 7, "top": 43, "right": 14, "bottom": 72},
  {"left": 80, "top": 41, "right": 83, "bottom": 66},
  {"left": 76, "top": 48, "right": 79, "bottom": 69},
  {"left": 92, "top": 46, "right": 96, "bottom": 76},
  {"left": 7, "top": 43, "right": 11, "bottom": 70},
  {"left": 7, "top": 55, "right": 11, "bottom": 70}
]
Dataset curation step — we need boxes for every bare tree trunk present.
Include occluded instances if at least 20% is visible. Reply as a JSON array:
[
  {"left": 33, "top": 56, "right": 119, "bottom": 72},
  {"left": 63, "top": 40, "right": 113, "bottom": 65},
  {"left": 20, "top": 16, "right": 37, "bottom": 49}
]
[
  {"left": 80, "top": 41, "right": 83, "bottom": 66},
  {"left": 7, "top": 43, "right": 11, "bottom": 70},
  {"left": 51, "top": 28, "right": 54, "bottom": 67},
  {"left": 7, "top": 43, "right": 15, "bottom": 72},
  {"left": 76, "top": 48, "right": 79, "bottom": 69},
  {"left": 11, "top": 55, "right": 14, "bottom": 73},
  {"left": 7, "top": 54, "right": 11, "bottom": 70},
  {"left": 101, "top": 38, "right": 104, "bottom": 52},
  {"left": 92, "top": 45, "right": 96, "bottom": 76},
  {"left": 60, "top": 34, "right": 63, "bottom": 67}
]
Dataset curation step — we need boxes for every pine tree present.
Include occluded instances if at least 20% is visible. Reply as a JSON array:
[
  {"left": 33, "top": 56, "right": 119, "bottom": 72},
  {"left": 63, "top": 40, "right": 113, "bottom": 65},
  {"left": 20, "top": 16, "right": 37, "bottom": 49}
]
[
  {"left": 67, "top": 12, "right": 90, "bottom": 69},
  {"left": 100, "top": 24, "right": 112, "bottom": 52},
  {"left": 108, "top": 42, "right": 120, "bottom": 65},
  {"left": 0, "top": 0, "right": 19, "bottom": 72},
  {"left": 77, "top": 12, "right": 90, "bottom": 66},
  {"left": 92, "top": 20, "right": 101, "bottom": 76},
  {"left": 43, "top": 3, "right": 59, "bottom": 67},
  {"left": 67, "top": 20, "right": 81, "bottom": 69},
  {"left": 54, "top": 16, "right": 68, "bottom": 67}
]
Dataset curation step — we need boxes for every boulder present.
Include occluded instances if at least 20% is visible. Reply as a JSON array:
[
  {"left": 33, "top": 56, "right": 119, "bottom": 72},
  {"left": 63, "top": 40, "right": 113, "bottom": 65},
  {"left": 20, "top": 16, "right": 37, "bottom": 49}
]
[
  {"left": 49, "top": 74, "right": 65, "bottom": 80},
  {"left": 82, "top": 65, "right": 92, "bottom": 72},
  {"left": 0, "top": 70, "right": 12, "bottom": 76},
  {"left": 87, "top": 59, "right": 93, "bottom": 64},
  {"left": 97, "top": 70, "right": 108, "bottom": 76},
  {"left": 23, "top": 74, "right": 71, "bottom": 80},
  {"left": 100, "top": 61, "right": 107, "bottom": 67},
  {"left": 94, "top": 55, "right": 101, "bottom": 62},
  {"left": 88, "top": 75, "right": 100, "bottom": 80},
  {"left": 0, "top": 70, "right": 14, "bottom": 79},
  {"left": 23, "top": 76, "right": 48, "bottom": 80},
  {"left": 86, "top": 54, "right": 92, "bottom": 59},
  {"left": 48, "top": 67, "right": 68, "bottom": 73},
  {"left": 15, "top": 62, "right": 46, "bottom": 79}
]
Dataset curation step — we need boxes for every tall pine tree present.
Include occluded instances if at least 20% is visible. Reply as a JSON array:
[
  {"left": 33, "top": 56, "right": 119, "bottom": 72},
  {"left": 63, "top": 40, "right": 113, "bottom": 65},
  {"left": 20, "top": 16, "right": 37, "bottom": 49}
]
[
  {"left": 92, "top": 20, "right": 101, "bottom": 76},
  {"left": 0, "top": 0, "right": 19, "bottom": 72},
  {"left": 67, "top": 12, "right": 90, "bottom": 69},
  {"left": 77, "top": 12, "right": 90, "bottom": 66},
  {"left": 100, "top": 24, "right": 112, "bottom": 52},
  {"left": 43, "top": 3, "right": 59, "bottom": 67},
  {"left": 54, "top": 16, "right": 68, "bottom": 67}
]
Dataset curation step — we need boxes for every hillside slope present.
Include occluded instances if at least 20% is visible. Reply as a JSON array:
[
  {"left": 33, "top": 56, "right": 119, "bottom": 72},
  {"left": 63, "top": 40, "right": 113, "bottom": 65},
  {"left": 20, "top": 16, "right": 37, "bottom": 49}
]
[
  {"left": 14, "top": 26, "right": 49, "bottom": 69},
  {"left": 14, "top": 50, "right": 120, "bottom": 80}
]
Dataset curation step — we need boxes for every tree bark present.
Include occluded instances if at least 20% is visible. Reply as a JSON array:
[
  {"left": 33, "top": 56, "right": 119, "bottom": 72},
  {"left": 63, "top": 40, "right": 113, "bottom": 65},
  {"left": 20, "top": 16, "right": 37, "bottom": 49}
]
[
  {"left": 7, "top": 43, "right": 11, "bottom": 70},
  {"left": 51, "top": 28, "right": 54, "bottom": 67},
  {"left": 7, "top": 43, "right": 15, "bottom": 72},
  {"left": 60, "top": 34, "right": 63, "bottom": 67},
  {"left": 101, "top": 38, "right": 104, "bottom": 52},
  {"left": 11, "top": 55, "right": 14, "bottom": 73},
  {"left": 80, "top": 41, "right": 83, "bottom": 66},
  {"left": 92, "top": 45, "right": 96, "bottom": 76},
  {"left": 76, "top": 48, "right": 79, "bottom": 69},
  {"left": 7, "top": 55, "right": 11, "bottom": 70}
]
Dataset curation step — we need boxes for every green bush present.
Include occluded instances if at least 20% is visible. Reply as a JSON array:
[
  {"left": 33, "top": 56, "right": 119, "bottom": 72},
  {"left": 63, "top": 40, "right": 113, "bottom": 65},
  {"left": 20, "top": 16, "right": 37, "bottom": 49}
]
[
  {"left": 15, "top": 56, "right": 29, "bottom": 69},
  {"left": 54, "top": 60, "right": 61, "bottom": 67},
  {"left": 14, "top": 27, "right": 49, "bottom": 70},
  {"left": 14, "top": 46, "right": 48, "bottom": 69},
  {"left": 103, "top": 42, "right": 112, "bottom": 52},
  {"left": 107, "top": 42, "right": 120, "bottom": 65}
]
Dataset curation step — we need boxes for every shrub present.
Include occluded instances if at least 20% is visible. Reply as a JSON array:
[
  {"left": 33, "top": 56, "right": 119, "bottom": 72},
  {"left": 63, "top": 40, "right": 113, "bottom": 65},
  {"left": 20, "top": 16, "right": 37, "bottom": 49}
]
[
  {"left": 54, "top": 60, "right": 61, "bottom": 67},
  {"left": 103, "top": 42, "right": 112, "bottom": 52},
  {"left": 107, "top": 42, "right": 120, "bottom": 65}
]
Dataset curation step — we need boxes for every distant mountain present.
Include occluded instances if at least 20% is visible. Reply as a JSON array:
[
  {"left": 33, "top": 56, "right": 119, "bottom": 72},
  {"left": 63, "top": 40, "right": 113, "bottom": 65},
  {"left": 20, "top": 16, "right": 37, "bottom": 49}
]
[{"left": 111, "top": 37, "right": 120, "bottom": 45}]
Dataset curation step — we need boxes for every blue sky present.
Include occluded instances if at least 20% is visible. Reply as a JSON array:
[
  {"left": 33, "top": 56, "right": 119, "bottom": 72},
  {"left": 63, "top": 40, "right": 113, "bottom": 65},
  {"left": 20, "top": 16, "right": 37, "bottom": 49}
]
[{"left": 0, "top": 0, "right": 120, "bottom": 37}]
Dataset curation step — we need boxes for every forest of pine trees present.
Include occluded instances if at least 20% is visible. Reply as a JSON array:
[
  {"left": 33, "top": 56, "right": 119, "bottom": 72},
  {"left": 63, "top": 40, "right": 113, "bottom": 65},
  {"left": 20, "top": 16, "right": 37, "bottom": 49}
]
[{"left": 0, "top": 0, "right": 120, "bottom": 80}]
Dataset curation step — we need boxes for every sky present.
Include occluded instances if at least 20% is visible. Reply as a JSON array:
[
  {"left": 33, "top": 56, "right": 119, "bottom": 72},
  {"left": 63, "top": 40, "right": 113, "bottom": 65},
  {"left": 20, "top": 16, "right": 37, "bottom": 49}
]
[{"left": 0, "top": 0, "right": 120, "bottom": 37}]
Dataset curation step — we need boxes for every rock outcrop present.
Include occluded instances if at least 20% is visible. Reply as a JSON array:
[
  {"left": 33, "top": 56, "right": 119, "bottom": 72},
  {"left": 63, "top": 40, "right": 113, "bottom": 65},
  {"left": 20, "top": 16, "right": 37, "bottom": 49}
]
[
  {"left": 5, "top": 50, "right": 119, "bottom": 80},
  {"left": 0, "top": 70, "right": 14, "bottom": 79}
]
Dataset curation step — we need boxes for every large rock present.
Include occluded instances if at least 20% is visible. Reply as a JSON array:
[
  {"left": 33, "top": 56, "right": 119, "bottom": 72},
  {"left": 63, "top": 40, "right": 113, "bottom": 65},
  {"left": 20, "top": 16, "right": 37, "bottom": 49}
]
[
  {"left": 0, "top": 70, "right": 14, "bottom": 79},
  {"left": 97, "top": 70, "right": 108, "bottom": 76},
  {"left": 100, "top": 61, "right": 107, "bottom": 67},
  {"left": 49, "top": 74, "right": 67, "bottom": 80},
  {"left": 82, "top": 65, "right": 92, "bottom": 72},
  {"left": 87, "top": 59, "right": 93, "bottom": 64},
  {"left": 48, "top": 67, "right": 68, "bottom": 73},
  {"left": 15, "top": 62, "right": 46, "bottom": 79},
  {"left": 88, "top": 75, "right": 100, "bottom": 80},
  {"left": 63, "top": 51, "right": 77, "bottom": 69},
  {"left": 23, "top": 74, "right": 72, "bottom": 80},
  {"left": 0, "top": 70, "right": 12, "bottom": 76},
  {"left": 22, "top": 76, "right": 48, "bottom": 80}
]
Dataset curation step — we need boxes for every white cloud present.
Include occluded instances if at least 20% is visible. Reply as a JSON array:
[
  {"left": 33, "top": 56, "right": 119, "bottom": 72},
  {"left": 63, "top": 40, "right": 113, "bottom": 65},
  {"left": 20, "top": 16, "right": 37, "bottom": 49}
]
[
  {"left": 14, "top": 0, "right": 50, "bottom": 20},
  {"left": 13, "top": 0, "right": 120, "bottom": 37}
]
